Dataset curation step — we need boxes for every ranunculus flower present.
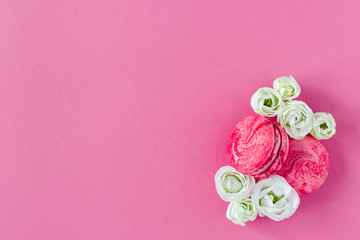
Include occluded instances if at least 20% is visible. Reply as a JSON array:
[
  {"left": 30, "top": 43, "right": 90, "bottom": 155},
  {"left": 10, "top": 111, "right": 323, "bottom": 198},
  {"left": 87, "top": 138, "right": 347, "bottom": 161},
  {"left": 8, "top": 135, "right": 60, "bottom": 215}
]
[
  {"left": 310, "top": 112, "right": 336, "bottom": 140},
  {"left": 226, "top": 199, "right": 258, "bottom": 226},
  {"left": 251, "top": 175, "right": 300, "bottom": 221},
  {"left": 277, "top": 100, "right": 314, "bottom": 140},
  {"left": 214, "top": 166, "right": 255, "bottom": 202},
  {"left": 273, "top": 76, "right": 301, "bottom": 100},
  {"left": 250, "top": 87, "right": 284, "bottom": 117}
]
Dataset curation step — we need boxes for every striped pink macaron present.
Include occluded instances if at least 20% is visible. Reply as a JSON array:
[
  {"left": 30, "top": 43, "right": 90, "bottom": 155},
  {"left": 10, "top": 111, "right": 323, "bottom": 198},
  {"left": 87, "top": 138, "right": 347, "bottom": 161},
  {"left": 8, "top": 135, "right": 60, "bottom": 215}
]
[
  {"left": 279, "top": 136, "right": 329, "bottom": 195},
  {"left": 227, "top": 115, "right": 289, "bottom": 180}
]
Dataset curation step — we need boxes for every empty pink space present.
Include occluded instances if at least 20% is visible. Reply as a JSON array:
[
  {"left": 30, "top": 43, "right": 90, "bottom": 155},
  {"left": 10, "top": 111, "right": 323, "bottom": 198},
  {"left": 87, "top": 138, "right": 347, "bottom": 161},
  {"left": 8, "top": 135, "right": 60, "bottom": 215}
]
[{"left": 0, "top": 0, "right": 359, "bottom": 239}]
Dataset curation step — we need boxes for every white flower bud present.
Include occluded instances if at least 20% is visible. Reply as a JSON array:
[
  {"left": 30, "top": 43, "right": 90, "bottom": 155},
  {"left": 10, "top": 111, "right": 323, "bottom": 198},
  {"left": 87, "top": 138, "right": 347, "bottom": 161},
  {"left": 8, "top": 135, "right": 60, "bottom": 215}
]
[
  {"left": 251, "top": 175, "right": 300, "bottom": 221},
  {"left": 310, "top": 112, "right": 336, "bottom": 140},
  {"left": 226, "top": 199, "right": 258, "bottom": 226},
  {"left": 277, "top": 100, "right": 314, "bottom": 140},
  {"left": 214, "top": 166, "right": 255, "bottom": 202},
  {"left": 273, "top": 76, "right": 301, "bottom": 100},
  {"left": 251, "top": 87, "right": 284, "bottom": 117}
]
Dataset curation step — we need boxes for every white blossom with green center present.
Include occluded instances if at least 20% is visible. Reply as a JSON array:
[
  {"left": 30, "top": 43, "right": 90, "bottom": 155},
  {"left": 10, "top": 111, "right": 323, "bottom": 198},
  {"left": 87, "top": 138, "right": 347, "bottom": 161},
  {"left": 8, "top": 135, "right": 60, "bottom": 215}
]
[
  {"left": 214, "top": 166, "right": 255, "bottom": 202},
  {"left": 250, "top": 87, "right": 284, "bottom": 117},
  {"left": 226, "top": 199, "right": 258, "bottom": 226},
  {"left": 310, "top": 112, "right": 336, "bottom": 140},
  {"left": 251, "top": 175, "right": 300, "bottom": 221},
  {"left": 277, "top": 100, "right": 314, "bottom": 140},
  {"left": 273, "top": 76, "right": 301, "bottom": 100}
]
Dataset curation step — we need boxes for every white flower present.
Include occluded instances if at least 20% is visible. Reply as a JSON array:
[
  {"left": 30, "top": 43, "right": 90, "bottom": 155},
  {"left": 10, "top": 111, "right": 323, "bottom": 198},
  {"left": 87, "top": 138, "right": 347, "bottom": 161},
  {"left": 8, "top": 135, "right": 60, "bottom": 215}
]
[
  {"left": 277, "top": 100, "right": 314, "bottom": 140},
  {"left": 310, "top": 112, "right": 336, "bottom": 140},
  {"left": 214, "top": 166, "right": 255, "bottom": 202},
  {"left": 251, "top": 175, "right": 300, "bottom": 221},
  {"left": 250, "top": 87, "right": 284, "bottom": 117},
  {"left": 226, "top": 199, "right": 258, "bottom": 226},
  {"left": 273, "top": 76, "right": 301, "bottom": 100}
]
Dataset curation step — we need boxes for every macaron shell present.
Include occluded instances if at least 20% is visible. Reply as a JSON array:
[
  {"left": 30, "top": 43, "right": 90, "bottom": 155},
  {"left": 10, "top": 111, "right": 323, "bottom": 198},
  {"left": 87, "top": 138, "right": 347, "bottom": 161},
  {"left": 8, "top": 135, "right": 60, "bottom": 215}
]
[
  {"left": 227, "top": 115, "right": 279, "bottom": 175},
  {"left": 280, "top": 136, "right": 329, "bottom": 195},
  {"left": 252, "top": 121, "right": 289, "bottom": 180}
]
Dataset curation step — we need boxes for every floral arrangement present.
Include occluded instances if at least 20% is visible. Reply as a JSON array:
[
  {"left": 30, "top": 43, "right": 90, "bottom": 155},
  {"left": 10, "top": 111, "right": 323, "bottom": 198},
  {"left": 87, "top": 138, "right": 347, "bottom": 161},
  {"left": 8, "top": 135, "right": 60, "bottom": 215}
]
[{"left": 215, "top": 76, "right": 336, "bottom": 226}]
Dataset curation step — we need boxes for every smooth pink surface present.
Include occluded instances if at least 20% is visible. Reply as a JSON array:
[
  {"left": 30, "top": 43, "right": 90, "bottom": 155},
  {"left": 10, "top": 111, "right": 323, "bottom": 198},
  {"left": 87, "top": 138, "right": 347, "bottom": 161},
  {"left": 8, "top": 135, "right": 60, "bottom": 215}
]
[{"left": 0, "top": 1, "right": 359, "bottom": 239}]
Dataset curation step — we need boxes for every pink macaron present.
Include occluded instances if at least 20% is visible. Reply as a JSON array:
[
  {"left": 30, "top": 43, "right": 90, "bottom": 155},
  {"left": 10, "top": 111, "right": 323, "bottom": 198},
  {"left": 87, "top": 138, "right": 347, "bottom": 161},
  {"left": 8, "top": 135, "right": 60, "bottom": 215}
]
[
  {"left": 227, "top": 115, "right": 289, "bottom": 180},
  {"left": 252, "top": 121, "right": 289, "bottom": 179},
  {"left": 279, "top": 136, "right": 329, "bottom": 195}
]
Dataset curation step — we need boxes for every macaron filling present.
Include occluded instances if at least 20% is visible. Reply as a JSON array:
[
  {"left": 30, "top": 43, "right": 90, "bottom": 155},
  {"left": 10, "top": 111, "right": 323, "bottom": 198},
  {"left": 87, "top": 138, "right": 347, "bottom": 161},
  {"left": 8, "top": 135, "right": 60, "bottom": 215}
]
[
  {"left": 253, "top": 122, "right": 290, "bottom": 179},
  {"left": 250, "top": 127, "right": 281, "bottom": 175}
]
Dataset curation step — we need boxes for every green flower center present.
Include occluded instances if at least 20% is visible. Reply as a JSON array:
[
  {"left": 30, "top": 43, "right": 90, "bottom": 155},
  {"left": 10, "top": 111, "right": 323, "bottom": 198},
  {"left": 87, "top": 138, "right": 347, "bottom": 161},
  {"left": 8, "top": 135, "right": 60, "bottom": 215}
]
[
  {"left": 222, "top": 175, "right": 243, "bottom": 193},
  {"left": 320, "top": 122, "right": 328, "bottom": 130},
  {"left": 267, "top": 191, "right": 285, "bottom": 203},
  {"left": 264, "top": 98, "right": 273, "bottom": 107}
]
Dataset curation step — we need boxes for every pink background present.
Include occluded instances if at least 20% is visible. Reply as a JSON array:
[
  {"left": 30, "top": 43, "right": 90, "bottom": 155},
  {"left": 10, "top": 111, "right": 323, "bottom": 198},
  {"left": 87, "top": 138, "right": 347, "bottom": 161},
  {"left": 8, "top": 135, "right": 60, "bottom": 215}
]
[{"left": 0, "top": 1, "right": 359, "bottom": 239}]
